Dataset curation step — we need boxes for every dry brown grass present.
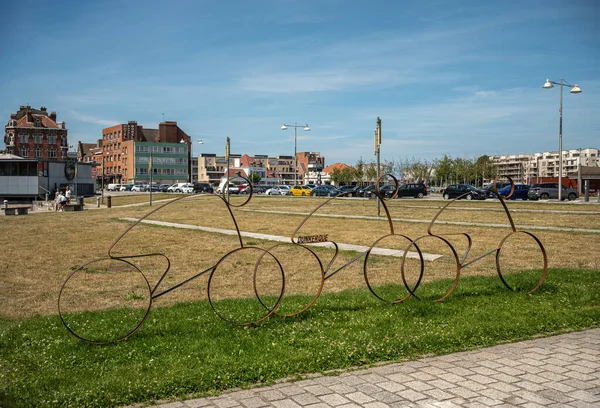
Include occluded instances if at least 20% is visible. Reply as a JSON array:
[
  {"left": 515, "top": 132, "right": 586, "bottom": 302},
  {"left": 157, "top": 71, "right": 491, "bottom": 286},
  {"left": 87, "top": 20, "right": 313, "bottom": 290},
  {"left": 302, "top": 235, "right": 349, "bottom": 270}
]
[{"left": 1, "top": 195, "right": 599, "bottom": 319}]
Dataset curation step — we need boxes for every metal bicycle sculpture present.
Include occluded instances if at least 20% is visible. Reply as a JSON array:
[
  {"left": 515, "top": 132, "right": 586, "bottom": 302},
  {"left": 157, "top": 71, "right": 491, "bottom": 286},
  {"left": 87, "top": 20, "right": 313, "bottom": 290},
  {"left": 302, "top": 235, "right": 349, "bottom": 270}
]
[{"left": 59, "top": 175, "right": 547, "bottom": 344}]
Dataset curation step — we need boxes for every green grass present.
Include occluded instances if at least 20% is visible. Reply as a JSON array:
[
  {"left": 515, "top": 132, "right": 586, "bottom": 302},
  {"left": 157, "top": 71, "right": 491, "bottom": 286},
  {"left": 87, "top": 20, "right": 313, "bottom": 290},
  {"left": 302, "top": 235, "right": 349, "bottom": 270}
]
[{"left": 1, "top": 268, "right": 599, "bottom": 408}]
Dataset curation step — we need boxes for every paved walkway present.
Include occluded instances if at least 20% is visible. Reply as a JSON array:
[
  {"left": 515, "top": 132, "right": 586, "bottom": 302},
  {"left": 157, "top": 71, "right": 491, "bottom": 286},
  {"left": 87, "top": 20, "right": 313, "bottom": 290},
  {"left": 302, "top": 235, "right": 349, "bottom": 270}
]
[
  {"left": 144, "top": 329, "right": 600, "bottom": 408},
  {"left": 120, "top": 218, "right": 442, "bottom": 261},
  {"left": 241, "top": 209, "right": 600, "bottom": 235}
]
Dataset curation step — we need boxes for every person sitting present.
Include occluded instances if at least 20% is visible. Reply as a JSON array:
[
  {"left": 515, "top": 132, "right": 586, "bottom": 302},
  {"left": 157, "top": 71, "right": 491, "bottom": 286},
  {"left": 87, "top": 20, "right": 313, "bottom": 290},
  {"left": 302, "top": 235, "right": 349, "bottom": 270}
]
[{"left": 57, "top": 193, "right": 67, "bottom": 212}]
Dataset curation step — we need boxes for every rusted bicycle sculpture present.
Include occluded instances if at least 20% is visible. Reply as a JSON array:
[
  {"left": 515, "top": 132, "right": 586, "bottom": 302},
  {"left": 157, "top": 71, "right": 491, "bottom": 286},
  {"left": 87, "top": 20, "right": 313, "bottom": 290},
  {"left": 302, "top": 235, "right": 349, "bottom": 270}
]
[{"left": 59, "top": 175, "right": 547, "bottom": 344}]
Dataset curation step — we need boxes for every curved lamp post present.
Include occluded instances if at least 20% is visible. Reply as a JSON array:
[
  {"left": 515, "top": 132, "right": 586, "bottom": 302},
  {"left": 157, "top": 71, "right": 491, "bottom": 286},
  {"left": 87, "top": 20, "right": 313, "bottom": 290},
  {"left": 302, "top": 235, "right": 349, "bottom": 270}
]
[
  {"left": 281, "top": 123, "right": 310, "bottom": 185},
  {"left": 543, "top": 78, "right": 581, "bottom": 201}
]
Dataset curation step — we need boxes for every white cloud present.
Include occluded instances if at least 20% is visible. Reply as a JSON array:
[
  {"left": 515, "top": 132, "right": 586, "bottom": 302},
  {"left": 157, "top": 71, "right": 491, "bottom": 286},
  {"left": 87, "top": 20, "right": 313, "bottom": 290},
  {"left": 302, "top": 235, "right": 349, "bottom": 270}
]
[{"left": 68, "top": 110, "right": 119, "bottom": 127}]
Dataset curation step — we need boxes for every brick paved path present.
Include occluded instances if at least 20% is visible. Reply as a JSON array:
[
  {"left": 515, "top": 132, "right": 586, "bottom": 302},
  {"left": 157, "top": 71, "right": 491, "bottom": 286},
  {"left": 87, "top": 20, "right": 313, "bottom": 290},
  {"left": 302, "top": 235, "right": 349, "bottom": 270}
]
[{"left": 144, "top": 328, "right": 600, "bottom": 408}]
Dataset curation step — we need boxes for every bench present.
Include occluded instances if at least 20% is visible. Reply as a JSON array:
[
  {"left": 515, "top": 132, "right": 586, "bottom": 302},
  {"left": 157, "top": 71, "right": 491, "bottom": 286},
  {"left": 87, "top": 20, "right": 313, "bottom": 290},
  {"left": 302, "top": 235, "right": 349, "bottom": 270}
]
[
  {"left": 1, "top": 205, "right": 31, "bottom": 216},
  {"left": 63, "top": 204, "right": 83, "bottom": 212}
]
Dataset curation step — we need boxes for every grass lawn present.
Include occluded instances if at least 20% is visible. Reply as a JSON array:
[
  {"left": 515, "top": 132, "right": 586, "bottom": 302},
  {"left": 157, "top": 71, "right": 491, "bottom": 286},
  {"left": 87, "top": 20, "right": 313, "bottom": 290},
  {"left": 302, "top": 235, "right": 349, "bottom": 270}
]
[{"left": 1, "top": 269, "right": 599, "bottom": 408}]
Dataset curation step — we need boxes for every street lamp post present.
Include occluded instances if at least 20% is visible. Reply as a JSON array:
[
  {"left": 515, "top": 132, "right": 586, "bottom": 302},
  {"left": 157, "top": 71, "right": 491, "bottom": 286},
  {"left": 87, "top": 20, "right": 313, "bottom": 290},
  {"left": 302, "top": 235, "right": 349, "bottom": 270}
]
[
  {"left": 281, "top": 123, "right": 310, "bottom": 185},
  {"left": 543, "top": 78, "right": 581, "bottom": 201},
  {"left": 374, "top": 117, "right": 382, "bottom": 217},
  {"left": 101, "top": 152, "right": 108, "bottom": 204},
  {"left": 180, "top": 138, "right": 203, "bottom": 183}
]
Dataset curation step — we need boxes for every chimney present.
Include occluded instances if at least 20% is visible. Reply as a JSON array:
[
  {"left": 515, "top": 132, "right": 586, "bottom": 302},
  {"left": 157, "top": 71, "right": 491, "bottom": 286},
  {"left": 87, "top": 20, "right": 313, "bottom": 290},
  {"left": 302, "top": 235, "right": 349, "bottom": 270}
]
[
  {"left": 26, "top": 106, "right": 33, "bottom": 123},
  {"left": 50, "top": 112, "right": 57, "bottom": 122},
  {"left": 40, "top": 106, "right": 47, "bottom": 112}
]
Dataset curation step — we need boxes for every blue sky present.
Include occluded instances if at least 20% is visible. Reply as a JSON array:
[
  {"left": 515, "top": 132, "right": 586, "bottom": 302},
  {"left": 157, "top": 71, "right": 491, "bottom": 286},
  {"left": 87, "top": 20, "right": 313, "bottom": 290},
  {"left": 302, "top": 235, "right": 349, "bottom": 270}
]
[{"left": 1, "top": 0, "right": 598, "bottom": 165}]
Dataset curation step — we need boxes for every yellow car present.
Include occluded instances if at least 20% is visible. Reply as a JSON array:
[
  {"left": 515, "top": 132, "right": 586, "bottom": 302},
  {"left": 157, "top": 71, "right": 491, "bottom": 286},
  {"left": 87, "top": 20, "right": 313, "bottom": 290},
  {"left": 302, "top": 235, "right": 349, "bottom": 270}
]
[{"left": 289, "top": 185, "right": 312, "bottom": 196}]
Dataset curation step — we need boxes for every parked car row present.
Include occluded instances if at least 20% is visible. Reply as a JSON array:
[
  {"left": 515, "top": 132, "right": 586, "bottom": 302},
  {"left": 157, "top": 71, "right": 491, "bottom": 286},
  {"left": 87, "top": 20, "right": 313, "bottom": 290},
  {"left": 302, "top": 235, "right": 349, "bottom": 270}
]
[{"left": 440, "top": 182, "right": 579, "bottom": 201}]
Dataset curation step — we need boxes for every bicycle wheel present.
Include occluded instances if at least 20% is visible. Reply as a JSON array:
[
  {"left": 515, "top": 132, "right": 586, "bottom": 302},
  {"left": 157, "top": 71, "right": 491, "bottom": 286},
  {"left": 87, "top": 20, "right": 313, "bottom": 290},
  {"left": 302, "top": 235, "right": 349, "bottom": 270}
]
[
  {"left": 58, "top": 257, "right": 152, "bottom": 344},
  {"left": 208, "top": 247, "right": 285, "bottom": 326},
  {"left": 496, "top": 231, "right": 547, "bottom": 294},
  {"left": 364, "top": 234, "right": 424, "bottom": 303},
  {"left": 402, "top": 235, "right": 461, "bottom": 302},
  {"left": 255, "top": 243, "right": 325, "bottom": 317}
]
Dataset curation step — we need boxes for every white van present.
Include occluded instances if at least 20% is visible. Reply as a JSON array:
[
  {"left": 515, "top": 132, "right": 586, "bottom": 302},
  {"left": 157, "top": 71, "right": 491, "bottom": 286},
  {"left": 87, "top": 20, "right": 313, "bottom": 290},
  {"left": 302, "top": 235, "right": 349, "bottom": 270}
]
[{"left": 107, "top": 184, "right": 122, "bottom": 191}]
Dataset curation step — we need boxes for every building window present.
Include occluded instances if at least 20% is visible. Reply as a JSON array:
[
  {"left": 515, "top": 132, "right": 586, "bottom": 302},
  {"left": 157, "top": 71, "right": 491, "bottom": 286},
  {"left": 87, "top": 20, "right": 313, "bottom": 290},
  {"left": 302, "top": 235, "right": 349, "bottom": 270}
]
[
  {"left": 33, "top": 134, "right": 43, "bottom": 144},
  {"left": 35, "top": 119, "right": 41, "bottom": 127},
  {"left": 34, "top": 147, "right": 42, "bottom": 157},
  {"left": 49, "top": 148, "right": 57, "bottom": 158},
  {"left": 20, "top": 146, "right": 29, "bottom": 157},
  {"left": 19, "top": 134, "right": 29, "bottom": 144},
  {"left": 48, "top": 135, "right": 57, "bottom": 144}
]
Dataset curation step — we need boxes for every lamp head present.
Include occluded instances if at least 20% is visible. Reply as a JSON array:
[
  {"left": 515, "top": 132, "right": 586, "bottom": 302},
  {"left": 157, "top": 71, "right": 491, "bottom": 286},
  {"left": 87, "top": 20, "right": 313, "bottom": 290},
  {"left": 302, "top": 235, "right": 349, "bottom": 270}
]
[
  {"left": 543, "top": 79, "right": 554, "bottom": 89},
  {"left": 198, "top": 139, "right": 204, "bottom": 144},
  {"left": 570, "top": 84, "right": 582, "bottom": 94},
  {"left": 281, "top": 125, "right": 287, "bottom": 130},
  {"left": 304, "top": 125, "right": 310, "bottom": 131},
  {"left": 180, "top": 138, "right": 186, "bottom": 144}
]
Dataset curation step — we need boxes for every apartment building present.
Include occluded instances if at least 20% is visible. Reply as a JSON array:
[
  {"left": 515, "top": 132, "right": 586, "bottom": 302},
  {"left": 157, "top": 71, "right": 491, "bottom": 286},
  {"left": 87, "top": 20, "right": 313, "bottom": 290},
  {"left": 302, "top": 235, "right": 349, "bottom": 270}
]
[
  {"left": 99, "top": 120, "right": 191, "bottom": 185},
  {"left": 198, "top": 152, "right": 325, "bottom": 185},
  {"left": 491, "top": 148, "right": 599, "bottom": 184}
]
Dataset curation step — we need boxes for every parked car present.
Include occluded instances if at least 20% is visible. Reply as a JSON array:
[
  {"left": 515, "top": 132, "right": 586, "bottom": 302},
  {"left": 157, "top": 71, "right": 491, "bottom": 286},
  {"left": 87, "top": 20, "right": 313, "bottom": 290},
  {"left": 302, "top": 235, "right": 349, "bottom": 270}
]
[
  {"left": 240, "top": 185, "right": 268, "bottom": 194},
  {"left": 181, "top": 184, "right": 194, "bottom": 194},
  {"left": 358, "top": 184, "right": 396, "bottom": 198},
  {"left": 107, "top": 184, "right": 122, "bottom": 192},
  {"left": 159, "top": 184, "right": 171, "bottom": 192},
  {"left": 358, "top": 185, "right": 377, "bottom": 198},
  {"left": 193, "top": 182, "right": 214, "bottom": 193},
  {"left": 311, "top": 185, "right": 342, "bottom": 197},
  {"left": 379, "top": 185, "right": 399, "bottom": 198},
  {"left": 290, "top": 185, "right": 312, "bottom": 196},
  {"left": 442, "top": 184, "right": 487, "bottom": 200},
  {"left": 527, "top": 183, "right": 578, "bottom": 201},
  {"left": 131, "top": 184, "right": 145, "bottom": 192},
  {"left": 167, "top": 183, "right": 188, "bottom": 193},
  {"left": 119, "top": 184, "right": 134, "bottom": 191},
  {"left": 338, "top": 185, "right": 361, "bottom": 197},
  {"left": 395, "top": 183, "right": 428, "bottom": 199},
  {"left": 482, "top": 181, "right": 511, "bottom": 198},
  {"left": 497, "top": 184, "right": 530, "bottom": 200},
  {"left": 304, "top": 184, "right": 317, "bottom": 189},
  {"left": 265, "top": 186, "right": 289, "bottom": 196}
]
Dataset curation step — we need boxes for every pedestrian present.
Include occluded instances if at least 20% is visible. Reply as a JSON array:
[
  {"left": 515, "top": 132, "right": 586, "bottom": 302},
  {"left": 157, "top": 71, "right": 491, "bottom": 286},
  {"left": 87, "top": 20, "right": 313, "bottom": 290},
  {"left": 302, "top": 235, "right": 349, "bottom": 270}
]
[
  {"left": 57, "top": 192, "right": 67, "bottom": 212},
  {"left": 54, "top": 188, "right": 61, "bottom": 211},
  {"left": 65, "top": 186, "right": 72, "bottom": 205}
]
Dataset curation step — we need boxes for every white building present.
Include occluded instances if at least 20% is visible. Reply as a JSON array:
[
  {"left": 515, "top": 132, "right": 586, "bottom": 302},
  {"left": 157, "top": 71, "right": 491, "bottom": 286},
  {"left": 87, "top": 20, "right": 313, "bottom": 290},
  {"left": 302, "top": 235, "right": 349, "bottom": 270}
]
[{"left": 491, "top": 148, "right": 599, "bottom": 184}]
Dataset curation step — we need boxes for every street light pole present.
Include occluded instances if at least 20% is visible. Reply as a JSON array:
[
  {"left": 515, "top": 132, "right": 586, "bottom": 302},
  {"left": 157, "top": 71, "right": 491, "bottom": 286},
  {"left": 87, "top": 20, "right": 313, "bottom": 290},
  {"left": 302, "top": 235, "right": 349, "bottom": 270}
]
[
  {"left": 543, "top": 78, "right": 581, "bottom": 201},
  {"left": 281, "top": 123, "right": 310, "bottom": 185},
  {"left": 374, "top": 117, "right": 382, "bottom": 217},
  {"left": 101, "top": 154, "right": 104, "bottom": 204},
  {"left": 181, "top": 138, "right": 203, "bottom": 183}
]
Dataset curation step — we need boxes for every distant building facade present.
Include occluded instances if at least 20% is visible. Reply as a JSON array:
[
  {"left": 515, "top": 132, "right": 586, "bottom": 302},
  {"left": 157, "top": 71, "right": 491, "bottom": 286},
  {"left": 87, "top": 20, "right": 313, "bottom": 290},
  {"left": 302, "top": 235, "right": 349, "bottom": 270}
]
[
  {"left": 4, "top": 105, "right": 68, "bottom": 160},
  {"left": 491, "top": 148, "right": 599, "bottom": 184},
  {"left": 198, "top": 151, "right": 326, "bottom": 186},
  {"left": 99, "top": 121, "right": 191, "bottom": 185}
]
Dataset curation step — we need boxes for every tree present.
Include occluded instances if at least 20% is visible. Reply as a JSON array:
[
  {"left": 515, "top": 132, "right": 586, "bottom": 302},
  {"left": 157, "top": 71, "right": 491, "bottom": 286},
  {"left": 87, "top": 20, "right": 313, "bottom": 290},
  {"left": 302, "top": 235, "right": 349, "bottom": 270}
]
[
  {"left": 365, "top": 161, "right": 377, "bottom": 182},
  {"left": 354, "top": 158, "right": 365, "bottom": 184},
  {"left": 249, "top": 172, "right": 262, "bottom": 184},
  {"left": 401, "top": 157, "right": 437, "bottom": 183},
  {"left": 331, "top": 167, "right": 356, "bottom": 185}
]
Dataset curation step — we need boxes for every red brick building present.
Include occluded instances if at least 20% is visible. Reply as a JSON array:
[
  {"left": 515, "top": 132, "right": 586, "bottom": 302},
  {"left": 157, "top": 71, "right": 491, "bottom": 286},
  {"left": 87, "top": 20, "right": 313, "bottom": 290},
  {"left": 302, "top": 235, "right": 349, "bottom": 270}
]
[
  {"left": 100, "top": 121, "right": 191, "bottom": 184},
  {"left": 4, "top": 105, "right": 68, "bottom": 160}
]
